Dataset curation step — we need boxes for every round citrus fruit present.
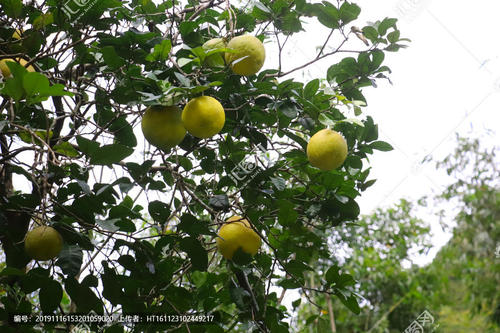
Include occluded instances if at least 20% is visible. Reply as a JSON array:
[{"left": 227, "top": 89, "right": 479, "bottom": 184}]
[
  {"left": 216, "top": 216, "right": 261, "bottom": 260},
  {"left": 141, "top": 105, "right": 186, "bottom": 150},
  {"left": 0, "top": 58, "right": 35, "bottom": 78},
  {"left": 307, "top": 128, "right": 348, "bottom": 171},
  {"left": 225, "top": 35, "right": 265, "bottom": 76},
  {"left": 182, "top": 96, "right": 225, "bottom": 138},
  {"left": 24, "top": 225, "right": 63, "bottom": 261},
  {"left": 202, "top": 38, "right": 226, "bottom": 67}
]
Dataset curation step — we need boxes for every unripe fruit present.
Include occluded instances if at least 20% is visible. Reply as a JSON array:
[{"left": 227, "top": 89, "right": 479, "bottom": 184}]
[
  {"left": 24, "top": 226, "right": 63, "bottom": 261},
  {"left": 141, "top": 105, "right": 186, "bottom": 150}
]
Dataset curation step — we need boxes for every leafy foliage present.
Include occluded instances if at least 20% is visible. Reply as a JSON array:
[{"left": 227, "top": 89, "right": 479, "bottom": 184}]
[{"left": 0, "top": 0, "right": 406, "bottom": 331}]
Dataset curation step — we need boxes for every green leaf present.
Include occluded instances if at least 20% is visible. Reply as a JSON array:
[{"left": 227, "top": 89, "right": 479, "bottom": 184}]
[
  {"left": 336, "top": 273, "right": 356, "bottom": 288},
  {"left": 378, "top": 17, "right": 398, "bottom": 35},
  {"left": 208, "top": 195, "right": 230, "bottom": 211},
  {"left": 110, "top": 116, "right": 137, "bottom": 147},
  {"left": 101, "top": 263, "right": 124, "bottom": 306},
  {"left": 270, "top": 176, "right": 286, "bottom": 191},
  {"left": 39, "top": 279, "right": 63, "bottom": 313},
  {"left": 277, "top": 200, "right": 298, "bottom": 226},
  {"left": 0, "top": 267, "right": 25, "bottom": 277},
  {"left": 117, "top": 254, "right": 135, "bottom": 271},
  {"left": 359, "top": 179, "right": 376, "bottom": 191},
  {"left": 174, "top": 72, "right": 191, "bottom": 87},
  {"left": 362, "top": 26, "right": 379, "bottom": 42},
  {"left": 254, "top": 1, "right": 272, "bottom": 14},
  {"left": 370, "top": 50, "right": 385, "bottom": 70},
  {"left": 278, "top": 278, "right": 302, "bottom": 289},
  {"left": 2, "top": 75, "right": 24, "bottom": 101},
  {"left": 345, "top": 155, "right": 362, "bottom": 170},
  {"left": 339, "top": 2, "right": 361, "bottom": 24},
  {"left": 305, "top": 314, "right": 319, "bottom": 326},
  {"left": 0, "top": 0, "right": 22, "bottom": 18},
  {"left": 318, "top": 113, "right": 336, "bottom": 127},
  {"left": 369, "top": 140, "right": 393, "bottom": 151},
  {"left": 165, "top": 286, "right": 193, "bottom": 312},
  {"left": 285, "top": 260, "right": 313, "bottom": 277},
  {"left": 76, "top": 135, "right": 99, "bottom": 156},
  {"left": 90, "top": 144, "right": 134, "bottom": 165},
  {"left": 229, "top": 285, "right": 249, "bottom": 309},
  {"left": 279, "top": 12, "right": 302, "bottom": 34},
  {"left": 336, "top": 292, "right": 360, "bottom": 314},
  {"left": 23, "top": 72, "right": 50, "bottom": 96},
  {"left": 101, "top": 46, "right": 126, "bottom": 69},
  {"left": 179, "top": 21, "right": 198, "bottom": 36},
  {"left": 53, "top": 142, "right": 79, "bottom": 157},
  {"left": 325, "top": 265, "right": 341, "bottom": 285},
  {"left": 315, "top": 3, "right": 339, "bottom": 29},
  {"left": 148, "top": 200, "right": 170, "bottom": 224},
  {"left": 292, "top": 298, "right": 302, "bottom": 309},
  {"left": 146, "top": 39, "right": 171, "bottom": 61},
  {"left": 33, "top": 12, "right": 53, "bottom": 29},
  {"left": 327, "top": 57, "right": 358, "bottom": 83},
  {"left": 179, "top": 237, "right": 208, "bottom": 271},
  {"left": 56, "top": 245, "right": 83, "bottom": 277},
  {"left": 279, "top": 102, "right": 298, "bottom": 119},
  {"left": 65, "top": 277, "right": 104, "bottom": 313},
  {"left": 20, "top": 268, "right": 48, "bottom": 293},
  {"left": 303, "top": 79, "right": 319, "bottom": 99},
  {"left": 387, "top": 30, "right": 400, "bottom": 43},
  {"left": 178, "top": 214, "right": 213, "bottom": 237}
]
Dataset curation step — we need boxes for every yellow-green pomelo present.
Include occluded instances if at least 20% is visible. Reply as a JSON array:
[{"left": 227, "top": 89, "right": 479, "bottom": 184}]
[
  {"left": 307, "top": 128, "right": 348, "bottom": 171},
  {"left": 202, "top": 38, "right": 226, "bottom": 67},
  {"left": 224, "top": 35, "right": 265, "bottom": 76},
  {"left": 182, "top": 96, "right": 225, "bottom": 139},
  {"left": 141, "top": 105, "right": 186, "bottom": 150},
  {"left": 24, "top": 226, "right": 63, "bottom": 261},
  {"left": 216, "top": 216, "right": 261, "bottom": 260},
  {"left": 0, "top": 58, "right": 35, "bottom": 77}
]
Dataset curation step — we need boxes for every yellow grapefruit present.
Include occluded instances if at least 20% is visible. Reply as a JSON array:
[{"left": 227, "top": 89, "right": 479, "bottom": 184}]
[
  {"left": 307, "top": 129, "right": 348, "bottom": 171},
  {"left": 225, "top": 35, "right": 265, "bottom": 76},
  {"left": 182, "top": 96, "right": 225, "bottom": 138},
  {"left": 216, "top": 216, "right": 261, "bottom": 260},
  {"left": 0, "top": 58, "right": 35, "bottom": 78}
]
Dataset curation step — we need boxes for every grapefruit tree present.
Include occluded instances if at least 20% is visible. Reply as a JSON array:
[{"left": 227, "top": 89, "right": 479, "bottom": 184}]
[{"left": 0, "top": 0, "right": 406, "bottom": 331}]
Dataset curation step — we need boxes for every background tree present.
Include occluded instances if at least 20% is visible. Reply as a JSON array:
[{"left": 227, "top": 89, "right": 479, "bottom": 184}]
[{"left": 0, "top": 0, "right": 406, "bottom": 332}]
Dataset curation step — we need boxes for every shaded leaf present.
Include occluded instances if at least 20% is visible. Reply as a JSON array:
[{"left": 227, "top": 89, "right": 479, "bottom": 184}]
[
  {"left": 56, "top": 245, "right": 83, "bottom": 277},
  {"left": 39, "top": 279, "right": 62, "bottom": 313},
  {"left": 179, "top": 237, "right": 208, "bottom": 271}
]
